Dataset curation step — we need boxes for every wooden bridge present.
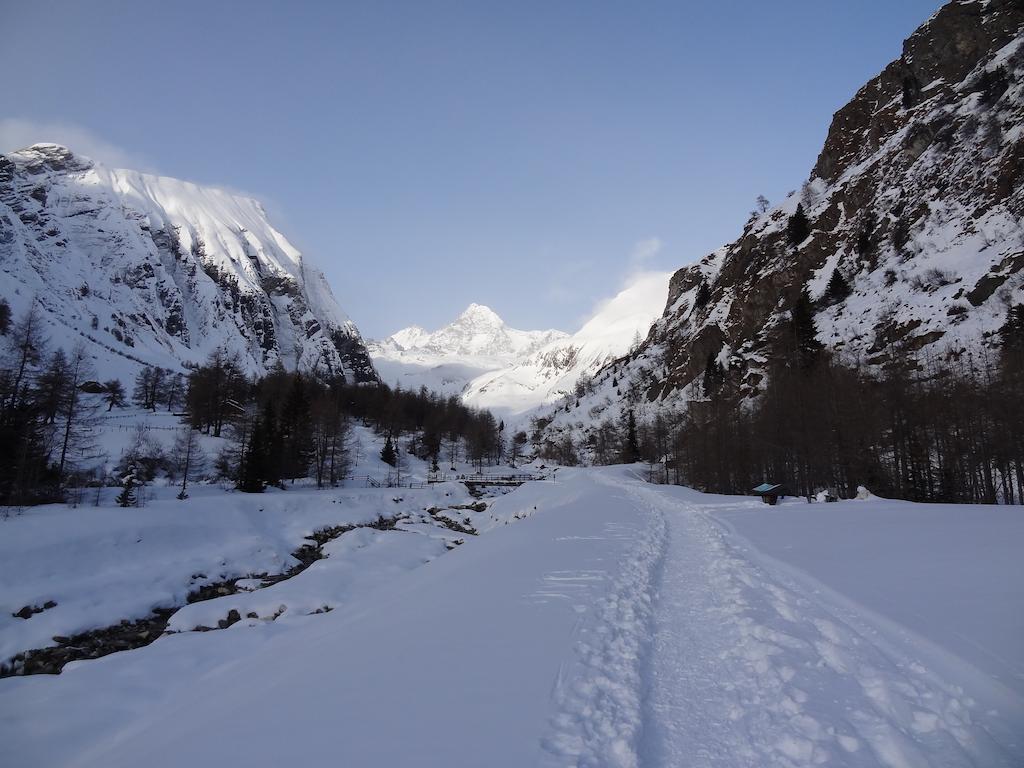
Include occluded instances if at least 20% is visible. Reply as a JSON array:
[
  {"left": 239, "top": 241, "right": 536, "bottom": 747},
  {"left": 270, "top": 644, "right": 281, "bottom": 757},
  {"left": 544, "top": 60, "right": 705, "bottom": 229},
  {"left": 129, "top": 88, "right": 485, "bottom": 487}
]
[{"left": 430, "top": 472, "right": 548, "bottom": 488}]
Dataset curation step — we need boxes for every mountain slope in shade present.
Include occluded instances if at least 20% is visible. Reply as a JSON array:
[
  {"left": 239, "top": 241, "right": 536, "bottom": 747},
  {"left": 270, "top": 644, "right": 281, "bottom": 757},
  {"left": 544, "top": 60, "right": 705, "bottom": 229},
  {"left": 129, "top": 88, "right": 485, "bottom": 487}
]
[
  {"left": 368, "top": 304, "right": 567, "bottom": 397},
  {"left": 0, "top": 143, "right": 377, "bottom": 383},
  {"left": 461, "top": 271, "right": 671, "bottom": 417},
  {"left": 540, "top": 0, "right": 1024, "bottom": 440}
]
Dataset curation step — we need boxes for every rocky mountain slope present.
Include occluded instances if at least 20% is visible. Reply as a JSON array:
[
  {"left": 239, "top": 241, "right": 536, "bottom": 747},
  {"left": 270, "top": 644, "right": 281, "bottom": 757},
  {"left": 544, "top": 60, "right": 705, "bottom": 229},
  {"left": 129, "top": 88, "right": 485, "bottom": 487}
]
[
  {"left": 368, "top": 303, "right": 566, "bottom": 398},
  {"left": 0, "top": 144, "right": 377, "bottom": 383},
  {"left": 461, "top": 271, "right": 670, "bottom": 417},
  {"left": 556, "top": 0, "right": 1024, "bottom": 432}
]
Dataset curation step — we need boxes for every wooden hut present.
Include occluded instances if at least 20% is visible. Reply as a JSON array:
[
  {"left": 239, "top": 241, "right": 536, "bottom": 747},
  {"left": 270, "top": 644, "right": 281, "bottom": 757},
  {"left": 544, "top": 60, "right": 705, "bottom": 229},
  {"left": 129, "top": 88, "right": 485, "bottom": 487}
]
[{"left": 751, "top": 482, "right": 788, "bottom": 505}]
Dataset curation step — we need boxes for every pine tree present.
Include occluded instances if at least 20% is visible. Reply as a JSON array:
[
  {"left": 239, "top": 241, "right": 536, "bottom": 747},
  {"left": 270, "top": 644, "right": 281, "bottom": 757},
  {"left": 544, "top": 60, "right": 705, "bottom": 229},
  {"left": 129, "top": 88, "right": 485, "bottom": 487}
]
[
  {"left": 380, "top": 434, "right": 397, "bottom": 466},
  {"left": 280, "top": 375, "right": 313, "bottom": 482},
  {"left": 260, "top": 401, "right": 282, "bottom": 488},
  {"left": 116, "top": 472, "right": 137, "bottom": 508},
  {"left": 621, "top": 409, "right": 641, "bottom": 463},
  {"left": 998, "top": 303, "right": 1024, "bottom": 379},
  {"left": 824, "top": 268, "right": 852, "bottom": 304},
  {"left": 787, "top": 204, "right": 811, "bottom": 247},
  {"left": 695, "top": 280, "right": 711, "bottom": 309},
  {"left": 788, "top": 288, "right": 824, "bottom": 370},
  {"left": 703, "top": 353, "right": 725, "bottom": 395},
  {"left": 237, "top": 415, "right": 268, "bottom": 493}
]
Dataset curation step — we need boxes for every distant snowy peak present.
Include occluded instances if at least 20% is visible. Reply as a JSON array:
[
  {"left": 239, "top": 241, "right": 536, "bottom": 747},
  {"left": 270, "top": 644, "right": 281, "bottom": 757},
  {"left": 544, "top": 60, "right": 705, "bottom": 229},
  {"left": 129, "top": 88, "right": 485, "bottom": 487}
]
[
  {"left": 388, "top": 325, "right": 429, "bottom": 351},
  {"left": 461, "top": 272, "right": 672, "bottom": 416},
  {"left": 0, "top": 143, "right": 377, "bottom": 383},
  {"left": 372, "top": 304, "right": 567, "bottom": 360},
  {"left": 368, "top": 304, "right": 568, "bottom": 399}
]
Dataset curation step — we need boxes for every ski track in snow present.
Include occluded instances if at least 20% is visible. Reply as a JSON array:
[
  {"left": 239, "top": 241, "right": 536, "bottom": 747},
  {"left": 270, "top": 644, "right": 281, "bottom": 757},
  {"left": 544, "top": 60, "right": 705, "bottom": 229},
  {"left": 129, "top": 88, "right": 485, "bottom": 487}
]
[
  {"left": 541, "top": 476, "right": 1018, "bottom": 768},
  {"left": 635, "top": 487, "right": 1017, "bottom": 768},
  {"left": 2, "top": 469, "right": 1019, "bottom": 768},
  {"left": 539, "top": 472, "right": 668, "bottom": 768}
]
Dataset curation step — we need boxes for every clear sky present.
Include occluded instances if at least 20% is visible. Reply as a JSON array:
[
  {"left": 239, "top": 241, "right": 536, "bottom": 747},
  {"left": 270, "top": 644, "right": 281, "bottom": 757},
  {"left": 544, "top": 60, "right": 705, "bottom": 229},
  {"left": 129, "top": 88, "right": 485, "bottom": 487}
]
[{"left": 1, "top": 0, "right": 941, "bottom": 338}]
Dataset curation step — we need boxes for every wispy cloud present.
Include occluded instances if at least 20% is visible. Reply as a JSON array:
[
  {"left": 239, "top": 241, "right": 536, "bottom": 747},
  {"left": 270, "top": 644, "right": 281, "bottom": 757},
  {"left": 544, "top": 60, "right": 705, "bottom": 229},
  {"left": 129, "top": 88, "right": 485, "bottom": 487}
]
[
  {"left": 627, "top": 236, "right": 663, "bottom": 270},
  {"left": 0, "top": 117, "right": 281, "bottom": 209},
  {"left": 0, "top": 118, "right": 154, "bottom": 171}
]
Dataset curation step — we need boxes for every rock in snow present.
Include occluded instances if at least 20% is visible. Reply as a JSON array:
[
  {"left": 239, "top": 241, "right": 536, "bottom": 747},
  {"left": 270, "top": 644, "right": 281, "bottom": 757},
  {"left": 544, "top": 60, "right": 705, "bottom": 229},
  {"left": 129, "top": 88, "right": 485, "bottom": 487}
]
[{"left": 0, "top": 143, "right": 377, "bottom": 383}]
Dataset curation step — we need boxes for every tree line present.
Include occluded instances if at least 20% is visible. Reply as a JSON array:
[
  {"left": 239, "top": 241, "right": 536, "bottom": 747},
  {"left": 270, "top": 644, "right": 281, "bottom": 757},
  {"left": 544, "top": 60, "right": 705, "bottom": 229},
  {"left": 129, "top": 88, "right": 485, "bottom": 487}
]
[
  {"left": 0, "top": 296, "right": 509, "bottom": 505},
  {"left": 180, "top": 352, "right": 508, "bottom": 492},
  {"left": 579, "top": 295, "right": 1024, "bottom": 504}
]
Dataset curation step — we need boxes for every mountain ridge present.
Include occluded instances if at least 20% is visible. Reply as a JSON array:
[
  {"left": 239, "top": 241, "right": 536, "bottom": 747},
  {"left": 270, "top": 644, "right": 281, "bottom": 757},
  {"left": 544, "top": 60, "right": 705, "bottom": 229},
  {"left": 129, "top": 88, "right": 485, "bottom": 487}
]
[
  {"left": 0, "top": 143, "right": 377, "bottom": 383},
  {"left": 373, "top": 303, "right": 566, "bottom": 359},
  {"left": 541, "top": 0, "right": 1024, "bottom": 442},
  {"left": 368, "top": 303, "right": 567, "bottom": 398}
]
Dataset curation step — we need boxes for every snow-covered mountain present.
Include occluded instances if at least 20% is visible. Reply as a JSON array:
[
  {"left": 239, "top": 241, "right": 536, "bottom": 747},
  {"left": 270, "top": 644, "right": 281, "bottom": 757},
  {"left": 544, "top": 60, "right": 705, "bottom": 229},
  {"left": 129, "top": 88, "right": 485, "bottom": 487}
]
[
  {"left": 368, "top": 303, "right": 566, "bottom": 397},
  {"left": 0, "top": 143, "right": 377, "bottom": 383},
  {"left": 461, "top": 271, "right": 671, "bottom": 416},
  {"left": 544, "top": 0, "right": 1024, "bottom": 435}
]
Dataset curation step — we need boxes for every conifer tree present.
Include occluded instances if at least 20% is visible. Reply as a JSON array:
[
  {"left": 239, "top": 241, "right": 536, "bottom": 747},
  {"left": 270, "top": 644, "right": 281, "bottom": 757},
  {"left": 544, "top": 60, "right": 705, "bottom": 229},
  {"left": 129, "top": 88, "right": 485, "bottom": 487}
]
[
  {"left": 380, "top": 434, "right": 397, "bottom": 466},
  {"left": 237, "top": 415, "right": 268, "bottom": 493},
  {"left": 787, "top": 203, "right": 811, "bottom": 247},
  {"left": 998, "top": 303, "right": 1024, "bottom": 379},
  {"left": 788, "top": 288, "right": 824, "bottom": 370},
  {"left": 280, "top": 375, "right": 313, "bottom": 482},
  {"left": 703, "top": 353, "right": 725, "bottom": 395},
  {"left": 621, "top": 409, "right": 641, "bottom": 463},
  {"left": 116, "top": 471, "right": 137, "bottom": 508},
  {"left": 824, "top": 268, "right": 852, "bottom": 304},
  {"left": 695, "top": 281, "right": 711, "bottom": 309},
  {"left": 260, "top": 401, "right": 282, "bottom": 488}
]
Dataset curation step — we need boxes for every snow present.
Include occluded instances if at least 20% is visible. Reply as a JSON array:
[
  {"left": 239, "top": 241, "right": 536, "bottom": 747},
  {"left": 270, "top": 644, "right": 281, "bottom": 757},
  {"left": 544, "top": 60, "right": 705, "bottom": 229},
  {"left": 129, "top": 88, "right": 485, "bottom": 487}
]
[
  {"left": 368, "top": 303, "right": 566, "bottom": 397},
  {"left": 710, "top": 495, "right": 1024, "bottom": 701},
  {"left": 0, "top": 421, "right": 490, "bottom": 662},
  {"left": 370, "top": 273, "right": 671, "bottom": 422},
  {"left": 0, "top": 476, "right": 477, "bottom": 663},
  {"left": 461, "top": 271, "right": 671, "bottom": 418},
  {"left": 0, "top": 143, "right": 372, "bottom": 382},
  {"left": 2, "top": 467, "right": 1020, "bottom": 767}
]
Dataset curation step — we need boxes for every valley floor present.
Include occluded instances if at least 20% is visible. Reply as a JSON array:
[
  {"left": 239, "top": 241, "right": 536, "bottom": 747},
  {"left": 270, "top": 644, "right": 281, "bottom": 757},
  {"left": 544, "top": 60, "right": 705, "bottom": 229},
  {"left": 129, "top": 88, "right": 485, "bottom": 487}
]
[{"left": 1, "top": 468, "right": 1021, "bottom": 767}]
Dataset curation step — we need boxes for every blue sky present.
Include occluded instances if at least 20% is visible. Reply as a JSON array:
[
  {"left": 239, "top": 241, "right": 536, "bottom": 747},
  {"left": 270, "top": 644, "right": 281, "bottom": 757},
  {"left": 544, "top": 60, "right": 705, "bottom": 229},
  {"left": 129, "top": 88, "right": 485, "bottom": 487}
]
[{"left": 1, "top": 0, "right": 941, "bottom": 338}]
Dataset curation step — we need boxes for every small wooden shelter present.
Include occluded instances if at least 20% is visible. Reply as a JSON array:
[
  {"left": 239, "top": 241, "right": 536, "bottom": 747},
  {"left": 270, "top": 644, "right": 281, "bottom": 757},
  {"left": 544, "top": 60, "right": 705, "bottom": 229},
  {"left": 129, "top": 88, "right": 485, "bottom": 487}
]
[{"left": 752, "top": 482, "right": 788, "bottom": 505}]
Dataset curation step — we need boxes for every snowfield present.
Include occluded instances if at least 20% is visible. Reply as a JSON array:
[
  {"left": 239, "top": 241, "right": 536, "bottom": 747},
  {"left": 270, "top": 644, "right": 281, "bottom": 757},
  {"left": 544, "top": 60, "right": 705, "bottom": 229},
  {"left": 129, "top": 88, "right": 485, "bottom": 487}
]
[{"left": 1, "top": 468, "right": 1021, "bottom": 767}]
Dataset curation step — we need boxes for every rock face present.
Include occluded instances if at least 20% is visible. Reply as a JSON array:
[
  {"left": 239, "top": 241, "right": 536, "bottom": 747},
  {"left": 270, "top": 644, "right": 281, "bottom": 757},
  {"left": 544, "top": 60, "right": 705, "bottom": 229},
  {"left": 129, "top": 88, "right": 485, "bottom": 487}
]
[
  {"left": 621, "top": 0, "right": 1024, "bottom": 405},
  {"left": 0, "top": 144, "right": 377, "bottom": 383}
]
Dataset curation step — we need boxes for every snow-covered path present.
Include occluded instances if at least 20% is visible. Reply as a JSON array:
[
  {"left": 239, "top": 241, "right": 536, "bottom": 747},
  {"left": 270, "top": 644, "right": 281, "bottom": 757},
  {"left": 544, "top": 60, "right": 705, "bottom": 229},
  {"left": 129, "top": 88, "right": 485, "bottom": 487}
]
[
  {"left": 2, "top": 468, "right": 1021, "bottom": 767},
  {"left": 632, "top": 482, "right": 1021, "bottom": 768}
]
